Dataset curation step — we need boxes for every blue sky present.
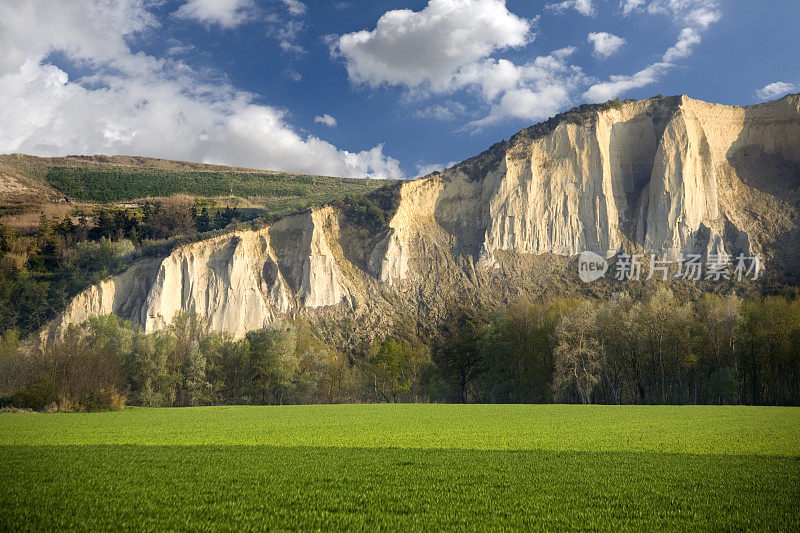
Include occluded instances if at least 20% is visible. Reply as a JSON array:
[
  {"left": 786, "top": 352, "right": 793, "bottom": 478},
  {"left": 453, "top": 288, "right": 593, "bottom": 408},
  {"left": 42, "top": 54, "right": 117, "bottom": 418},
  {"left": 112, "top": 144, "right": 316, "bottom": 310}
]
[{"left": 0, "top": 0, "right": 797, "bottom": 179}]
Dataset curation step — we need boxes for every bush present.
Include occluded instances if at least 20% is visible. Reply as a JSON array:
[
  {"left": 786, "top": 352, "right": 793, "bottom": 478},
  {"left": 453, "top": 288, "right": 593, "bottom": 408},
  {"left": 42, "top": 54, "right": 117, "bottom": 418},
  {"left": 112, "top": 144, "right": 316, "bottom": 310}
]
[{"left": 74, "top": 238, "right": 135, "bottom": 272}]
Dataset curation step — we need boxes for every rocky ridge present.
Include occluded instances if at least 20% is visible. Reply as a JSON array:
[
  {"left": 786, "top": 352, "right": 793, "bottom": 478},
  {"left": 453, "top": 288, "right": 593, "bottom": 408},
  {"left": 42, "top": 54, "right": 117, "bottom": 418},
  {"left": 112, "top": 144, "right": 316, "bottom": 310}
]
[{"left": 47, "top": 93, "right": 800, "bottom": 345}]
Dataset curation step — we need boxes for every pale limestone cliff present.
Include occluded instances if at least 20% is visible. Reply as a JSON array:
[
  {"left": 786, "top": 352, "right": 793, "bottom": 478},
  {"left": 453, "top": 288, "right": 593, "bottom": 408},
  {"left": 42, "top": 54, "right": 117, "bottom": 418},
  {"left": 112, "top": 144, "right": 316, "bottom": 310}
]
[
  {"left": 49, "top": 206, "right": 352, "bottom": 340},
  {"left": 49, "top": 93, "right": 800, "bottom": 342}
]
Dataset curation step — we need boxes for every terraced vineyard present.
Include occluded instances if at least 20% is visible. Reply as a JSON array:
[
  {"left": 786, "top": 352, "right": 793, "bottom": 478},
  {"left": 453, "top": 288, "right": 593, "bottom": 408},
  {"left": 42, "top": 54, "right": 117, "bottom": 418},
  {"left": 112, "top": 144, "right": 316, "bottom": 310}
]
[{"left": 2, "top": 405, "right": 798, "bottom": 530}]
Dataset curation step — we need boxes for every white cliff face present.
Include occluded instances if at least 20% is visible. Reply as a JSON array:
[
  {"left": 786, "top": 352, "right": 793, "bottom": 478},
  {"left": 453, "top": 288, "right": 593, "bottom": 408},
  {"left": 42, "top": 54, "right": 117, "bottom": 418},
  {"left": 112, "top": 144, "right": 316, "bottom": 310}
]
[
  {"left": 51, "top": 94, "right": 800, "bottom": 339},
  {"left": 141, "top": 229, "right": 285, "bottom": 337},
  {"left": 371, "top": 177, "right": 445, "bottom": 284},
  {"left": 380, "top": 93, "right": 800, "bottom": 285},
  {"left": 52, "top": 207, "right": 351, "bottom": 339}
]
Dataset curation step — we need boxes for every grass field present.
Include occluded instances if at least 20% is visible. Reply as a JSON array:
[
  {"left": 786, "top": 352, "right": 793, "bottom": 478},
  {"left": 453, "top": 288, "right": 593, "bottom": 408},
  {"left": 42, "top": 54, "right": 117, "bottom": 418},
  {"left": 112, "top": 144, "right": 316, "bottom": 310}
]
[
  {"left": 2, "top": 405, "right": 799, "bottom": 530},
  {"left": 43, "top": 166, "right": 386, "bottom": 205}
]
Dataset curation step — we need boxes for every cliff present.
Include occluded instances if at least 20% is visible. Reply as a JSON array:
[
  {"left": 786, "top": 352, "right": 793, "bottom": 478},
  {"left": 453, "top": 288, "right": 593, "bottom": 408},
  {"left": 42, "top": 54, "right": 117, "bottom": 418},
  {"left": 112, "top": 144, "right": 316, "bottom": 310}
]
[{"left": 47, "top": 93, "right": 800, "bottom": 345}]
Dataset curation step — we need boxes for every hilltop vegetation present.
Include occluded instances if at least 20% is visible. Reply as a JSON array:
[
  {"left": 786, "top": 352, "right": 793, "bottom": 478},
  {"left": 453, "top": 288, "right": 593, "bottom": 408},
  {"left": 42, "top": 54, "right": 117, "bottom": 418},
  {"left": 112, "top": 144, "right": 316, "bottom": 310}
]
[
  {"left": 0, "top": 153, "right": 392, "bottom": 211},
  {"left": 44, "top": 166, "right": 384, "bottom": 205}
]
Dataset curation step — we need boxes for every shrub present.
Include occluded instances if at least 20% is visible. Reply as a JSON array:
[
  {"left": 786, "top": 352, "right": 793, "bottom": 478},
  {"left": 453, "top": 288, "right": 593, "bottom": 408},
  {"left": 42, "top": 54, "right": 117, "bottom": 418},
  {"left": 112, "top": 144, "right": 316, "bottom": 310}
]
[{"left": 74, "top": 238, "right": 135, "bottom": 272}]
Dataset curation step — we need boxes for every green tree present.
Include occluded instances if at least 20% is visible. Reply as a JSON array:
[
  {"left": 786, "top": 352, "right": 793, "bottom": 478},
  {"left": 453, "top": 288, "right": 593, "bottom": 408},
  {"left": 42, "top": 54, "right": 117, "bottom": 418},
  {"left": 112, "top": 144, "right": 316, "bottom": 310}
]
[
  {"left": 366, "top": 339, "right": 407, "bottom": 402},
  {"left": 596, "top": 293, "right": 638, "bottom": 404},
  {"left": 183, "top": 340, "right": 210, "bottom": 406},
  {"left": 480, "top": 298, "right": 556, "bottom": 403},
  {"left": 246, "top": 321, "right": 297, "bottom": 404},
  {"left": 126, "top": 330, "right": 175, "bottom": 406},
  {"left": 0, "top": 329, "right": 19, "bottom": 361},
  {"left": 432, "top": 310, "right": 488, "bottom": 403}
]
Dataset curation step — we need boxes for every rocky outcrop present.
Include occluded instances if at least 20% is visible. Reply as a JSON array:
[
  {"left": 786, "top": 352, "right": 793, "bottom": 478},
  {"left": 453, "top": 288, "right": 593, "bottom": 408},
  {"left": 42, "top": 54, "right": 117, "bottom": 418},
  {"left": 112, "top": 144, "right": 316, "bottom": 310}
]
[
  {"left": 48, "top": 93, "right": 800, "bottom": 343},
  {"left": 48, "top": 206, "right": 353, "bottom": 340}
]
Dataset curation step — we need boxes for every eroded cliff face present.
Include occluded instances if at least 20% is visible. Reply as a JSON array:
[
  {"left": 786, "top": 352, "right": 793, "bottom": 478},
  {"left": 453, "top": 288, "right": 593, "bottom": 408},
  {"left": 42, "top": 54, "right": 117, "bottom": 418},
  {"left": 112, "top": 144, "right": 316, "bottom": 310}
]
[
  {"left": 49, "top": 207, "right": 353, "bottom": 340},
  {"left": 50, "top": 94, "right": 800, "bottom": 343}
]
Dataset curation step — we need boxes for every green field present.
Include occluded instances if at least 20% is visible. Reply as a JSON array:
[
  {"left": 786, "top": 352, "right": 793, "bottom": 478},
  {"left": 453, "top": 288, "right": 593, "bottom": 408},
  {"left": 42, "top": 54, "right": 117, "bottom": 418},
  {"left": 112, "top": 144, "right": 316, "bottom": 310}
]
[
  {"left": 2, "top": 405, "right": 799, "bottom": 530},
  {"left": 43, "top": 166, "right": 386, "bottom": 205}
]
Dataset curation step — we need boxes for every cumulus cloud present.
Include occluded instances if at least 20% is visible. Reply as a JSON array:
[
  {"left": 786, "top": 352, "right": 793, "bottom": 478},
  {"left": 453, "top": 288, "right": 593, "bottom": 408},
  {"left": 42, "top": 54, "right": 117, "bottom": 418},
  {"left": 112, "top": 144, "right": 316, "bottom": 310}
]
[
  {"left": 545, "top": 0, "right": 595, "bottom": 17},
  {"left": 587, "top": 32, "right": 626, "bottom": 58},
  {"left": 314, "top": 114, "right": 337, "bottom": 127},
  {"left": 755, "top": 82, "right": 797, "bottom": 102},
  {"left": 334, "top": 1, "right": 586, "bottom": 128},
  {"left": 467, "top": 48, "right": 585, "bottom": 128},
  {"left": 584, "top": 0, "right": 720, "bottom": 102},
  {"left": 334, "top": 0, "right": 531, "bottom": 92},
  {"left": 0, "top": 0, "right": 402, "bottom": 179},
  {"left": 685, "top": 7, "right": 721, "bottom": 30},
  {"left": 175, "top": 0, "right": 255, "bottom": 28}
]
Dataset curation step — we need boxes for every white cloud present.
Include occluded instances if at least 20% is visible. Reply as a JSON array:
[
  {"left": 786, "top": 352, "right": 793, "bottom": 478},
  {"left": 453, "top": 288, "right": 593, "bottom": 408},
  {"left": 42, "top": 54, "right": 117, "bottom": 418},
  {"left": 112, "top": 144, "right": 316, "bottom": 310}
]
[
  {"left": 467, "top": 48, "right": 585, "bottom": 128},
  {"left": 314, "top": 114, "right": 337, "bottom": 127},
  {"left": 583, "top": 63, "right": 667, "bottom": 102},
  {"left": 285, "top": 69, "right": 302, "bottom": 82},
  {"left": 334, "top": 0, "right": 531, "bottom": 91},
  {"left": 755, "top": 82, "right": 797, "bottom": 102},
  {"left": 456, "top": 58, "right": 523, "bottom": 100},
  {"left": 176, "top": 0, "right": 308, "bottom": 53},
  {"left": 279, "top": 40, "right": 305, "bottom": 54},
  {"left": 587, "top": 32, "right": 626, "bottom": 58},
  {"left": 413, "top": 101, "right": 468, "bottom": 121},
  {"left": 414, "top": 160, "right": 458, "bottom": 178},
  {"left": 583, "top": 0, "right": 720, "bottom": 101},
  {"left": 545, "top": 0, "right": 595, "bottom": 16},
  {"left": 175, "top": 0, "right": 254, "bottom": 28},
  {"left": 0, "top": 0, "right": 402, "bottom": 179},
  {"left": 166, "top": 44, "right": 195, "bottom": 56},
  {"left": 270, "top": 18, "right": 306, "bottom": 54},
  {"left": 473, "top": 85, "right": 572, "bottom": 127},
  {"left": 661, "top": 27, "right": 700, "bottom": 62},
  {"left": 620, "top": 0, "right": 645, "bottom": 16},
  {"left": 280, "top": 0, "right": 306, "bottom": 16},
  {"left": 334, "top": 1, "right": 583, "bottom": 128},
  {"left": 686, "top": 8, "right": 721, "bottom": 30},
  {"left": 645, "top": 0, "right": 722, "bottom": 29}
]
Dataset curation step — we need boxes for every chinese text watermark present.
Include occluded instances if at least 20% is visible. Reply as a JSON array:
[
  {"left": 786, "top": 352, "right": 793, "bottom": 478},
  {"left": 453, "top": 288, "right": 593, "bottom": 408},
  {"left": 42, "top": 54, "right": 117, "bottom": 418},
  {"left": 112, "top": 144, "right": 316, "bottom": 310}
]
[{"left": 579, "top": 252, "right": 763, "bottom": 283}]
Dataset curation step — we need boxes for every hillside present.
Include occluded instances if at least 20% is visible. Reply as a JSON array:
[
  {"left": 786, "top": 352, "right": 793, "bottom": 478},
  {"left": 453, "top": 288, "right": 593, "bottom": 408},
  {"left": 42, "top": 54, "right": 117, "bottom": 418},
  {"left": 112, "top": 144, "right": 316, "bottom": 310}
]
[
  {"left": 47, "top": 93, "right": 800, "bottom": 348},
  {"left": 0, "top": 154, "right": 391, "bottom": 213}
]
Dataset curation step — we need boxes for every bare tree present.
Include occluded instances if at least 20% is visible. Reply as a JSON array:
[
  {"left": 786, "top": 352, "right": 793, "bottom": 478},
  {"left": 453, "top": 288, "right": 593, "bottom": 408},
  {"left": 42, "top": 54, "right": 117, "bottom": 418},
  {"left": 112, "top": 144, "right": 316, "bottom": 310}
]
[
  {"left": 596, "top": 292, "right": 637, "bottom": 404},
  {"left": 552, "top": 301, "right": 604, "bottom": 404}
]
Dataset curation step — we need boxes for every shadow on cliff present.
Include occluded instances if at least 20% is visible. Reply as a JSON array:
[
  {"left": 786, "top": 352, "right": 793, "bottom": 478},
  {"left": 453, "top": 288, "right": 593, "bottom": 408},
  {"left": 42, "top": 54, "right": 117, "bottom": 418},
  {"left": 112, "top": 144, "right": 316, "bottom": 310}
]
[{"left": 725, "top": 104, "right": 800, "bottom": 285}]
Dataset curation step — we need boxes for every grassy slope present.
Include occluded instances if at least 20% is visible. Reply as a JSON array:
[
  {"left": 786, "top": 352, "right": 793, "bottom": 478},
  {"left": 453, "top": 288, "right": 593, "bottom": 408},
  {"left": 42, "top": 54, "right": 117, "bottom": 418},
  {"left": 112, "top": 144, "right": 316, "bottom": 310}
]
[
  {"left": 43, "top": 166, "right": 385, "bottom": 205},
  {"left": 1, "top": 405, "right": 798, "bottom": 530},
  {"left": 0, "top": 153, "right": 392, "bottom": 210}
]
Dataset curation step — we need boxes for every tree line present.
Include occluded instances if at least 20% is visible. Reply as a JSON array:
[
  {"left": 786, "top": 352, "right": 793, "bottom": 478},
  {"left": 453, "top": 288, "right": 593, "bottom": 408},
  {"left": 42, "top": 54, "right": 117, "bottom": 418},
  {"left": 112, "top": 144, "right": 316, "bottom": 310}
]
[
  {"left": 1, "top": 288, "right": 798, "bottom": 411},
  {"left": 435, "top": 289, "right": 800, "bottom": 405},
  {"left": 0, "top": 200, "right": 245, "bottom": 338}
]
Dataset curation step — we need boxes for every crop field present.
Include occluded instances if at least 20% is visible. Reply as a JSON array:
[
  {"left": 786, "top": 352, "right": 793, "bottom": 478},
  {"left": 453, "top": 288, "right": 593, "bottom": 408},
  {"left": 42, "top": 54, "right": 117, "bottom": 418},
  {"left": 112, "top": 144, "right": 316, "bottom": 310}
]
[
  {"left": 43, "top": 166, "right": 387, "bottom": 205},
  {"left": 1, "top": 405, "right": 799, "bottom": 530}
]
